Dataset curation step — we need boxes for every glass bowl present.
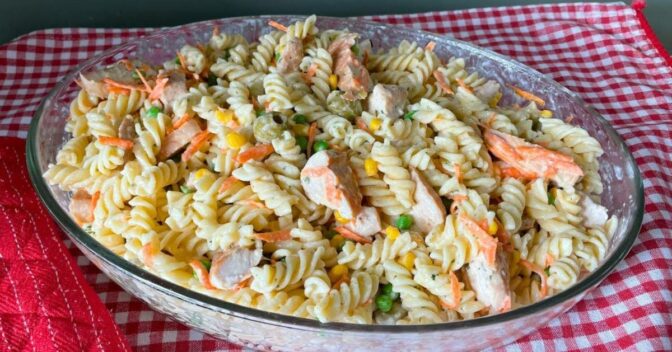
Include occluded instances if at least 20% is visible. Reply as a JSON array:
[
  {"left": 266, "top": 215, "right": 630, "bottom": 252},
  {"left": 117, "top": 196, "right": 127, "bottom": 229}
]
[{"left": 26, "top": 16, "right": 643, "bottom": 351}]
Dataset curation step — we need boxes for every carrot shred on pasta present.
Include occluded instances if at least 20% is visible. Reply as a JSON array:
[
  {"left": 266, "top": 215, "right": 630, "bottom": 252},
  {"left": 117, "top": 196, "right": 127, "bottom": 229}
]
[
  {"left": 98, "top": 136, "right": 134, "bottom": 150},
  {"left": 235, "top": 144, "right": 274, "bottom": 164},
  {"left": 268, "top": 20, "right": 288, "bottom": 32},
  {"left": 425, "top": 41, "right": 436, "bottom": 52},
  {"left": 189, "top": 260, "right": 214, "bottom": 289},
  {"left": 433, "top": 70, "right": 454, "bottom": 95},
  {"left": 335, "top": 226, "right": 372, "bottom": 244},
  {"left": 217, "top": 176, "right": 239, "bottom": 193},
  {"left": 254, "top": 229, "right": 292, "bottom": 242},
  {"left": 172, "top": 114, "right": 191, "bottom": 130},
  {"left": 507, "top": 84, "right": 545, "bottom": 107},
  {"left": 181, "top": 131, "right": 212, "bottom": 162}
]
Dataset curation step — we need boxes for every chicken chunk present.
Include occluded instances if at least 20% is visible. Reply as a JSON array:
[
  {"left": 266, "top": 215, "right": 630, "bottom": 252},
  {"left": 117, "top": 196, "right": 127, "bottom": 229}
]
[
  {"left": 209, "top": 248, "right": 263, "bottom": 290},
  {"left": 277, "top": 37, "right": 304, "bottom": 74},
  {"left": 328, "top": 34, "right": 372, "bottom": 101},
  {"left": 160, "top": 70, "right": 188, "bottom": 110},
  {"left": 78, "top": 61, "right": 140, "bottom": 99},
  {"left": 301, "top": 150, "right": 363, "bottom": 219},
  {"left": 344, "top": 206, "right": 382, "bottom": 239},
  {"left": 158, "top": 119, "right": 202, "bottom": 161},
  {"left": 69, "top": 189, "right": 94, "bottom": 224},
  {"left": 466, "top": 246, "right": 511, "bottom": 314},
  {"left": 581, "top": 195, "right": 608, "bottom": 228},
  {"left": 117, "top": 115, "right": 136, "bottom": 140},
  {"left": 367, "top": 84, "right": 408, "bottom": 119},
  {"left": 408, "top": 168, "right": 446, "bottom": 233}
]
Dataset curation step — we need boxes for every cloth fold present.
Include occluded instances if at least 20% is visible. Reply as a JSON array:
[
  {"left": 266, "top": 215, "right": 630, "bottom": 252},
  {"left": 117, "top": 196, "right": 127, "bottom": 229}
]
[{"left": 0, "top": 2, "right": 670, "bottom": 351}]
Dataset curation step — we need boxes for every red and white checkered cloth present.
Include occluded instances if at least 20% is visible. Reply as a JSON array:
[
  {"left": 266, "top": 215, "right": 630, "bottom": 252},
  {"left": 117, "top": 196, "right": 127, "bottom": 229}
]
[{"left": 1, "top": 1, "right": 671, "bottom": 351}]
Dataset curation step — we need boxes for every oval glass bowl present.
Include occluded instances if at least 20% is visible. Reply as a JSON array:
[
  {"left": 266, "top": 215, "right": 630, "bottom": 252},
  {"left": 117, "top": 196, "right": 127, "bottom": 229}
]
[{"left": 27, "top": 16, "right": 643, "bottom": 351}]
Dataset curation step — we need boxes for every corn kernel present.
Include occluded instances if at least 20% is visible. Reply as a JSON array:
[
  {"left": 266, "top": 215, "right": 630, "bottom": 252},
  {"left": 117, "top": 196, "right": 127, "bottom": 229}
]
[
  {"left": 328, "top": 264, "right": 349, "bottom": 282},
  {"left": 328, "top": 74, "right": 338, "bottom": 90},
  {"left": 215, "top": 109, "right": 234, "bottom": 123},
  {"left": 226, "top": 132, "right": 247, "bottom": 149},
  {"left": 364, "top": 158, "right": 378, "bottom": 176},
  {"left": 334, "top": 210, "right": 349, "bottom": 223},
  {"left": 369, "top": 118, "right": 382, "bottom": 131},
  {"left": 398, "top": 252, "right": 416, "bottom": 271},
  {"left": 194, "top": 168, "right": 209, "bottom": 180},
  {"left": 540, "top": 109, "right": 553, "bottom": 118},
  {"left": 385, "top": 226, "right": 400, "bottom": 240},
  {"left": 292, "top": 123, "right": 309, "bottom": 136},
  {"left": 330, "top": 234, "right": 345, "bottom": 249},
  {"left": 487, "top": 220, "right": 498, "bottom": 235}
]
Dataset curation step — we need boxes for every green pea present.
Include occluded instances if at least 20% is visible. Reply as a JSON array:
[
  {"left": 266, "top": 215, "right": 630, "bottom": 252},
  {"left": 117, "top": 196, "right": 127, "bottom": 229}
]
[
  {"left": 200, "top": 259, "right": 211, "bottom": 271},
  {"left": 296, "top": 135, "right": 308, "bottom": 152},
  {"left": 146, "top": 106, "right": 162, "bottom": 118},
  {"left": 292, "top": 114, "right": 308, "bottom": 124},
  {"left": 547, "top": 191, "right": 556, "bottom": 205},
  {"left": 381, "top": 283, "right": 400, "bottom": 300},
  {"left": 375, "top": 294, "right": 393, "bottom": 313},
  {"left": 207, "top": 74, "right": 218, "bottom": 86},
  {"left": 396, "top": 214, "right": 413, "bottom": 231},
  {"left": 403, "top": 110, "right": 417, "bottom": 120},
  {"left": 324, "top": 229, "right": 339, "bottom": 240},
  {"left": 313, "top": 140, "right": 329, "bottom": 152}
]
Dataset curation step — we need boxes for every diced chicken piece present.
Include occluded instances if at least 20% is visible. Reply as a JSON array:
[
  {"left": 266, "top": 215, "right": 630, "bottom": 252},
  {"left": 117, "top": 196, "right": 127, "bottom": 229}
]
[
  {"left": 367, "top": 84, "right": 408, "bottom": 119},
  {"left": 277, "top": 37, "right": 304, "bottom": 74},
  {"left": 581, "top": 195, "right": 608, "bottom": 228},
  {"left": 408, "top": 168, "right": 446, "bottom": 233},
  {"left": 301, "top": 150, "right": 363, "bottom": 219},
  {"left": 118, "top": 115, "right": 136, "bottom": 140},
  {"left": 160, "top": 71, "right": 188, "bottom": 110},
  {"left": 484, "top": 128, "right": 584, "bottom": 189},
  {"left": 69, "top": 189, "right": 94, "bottom": 224},
  {"left": 344, "top": 206, "right": 382, "bottom": 239},
  {"left": 209, "top": 248, "right": 263, "bottom": 290},
  {"left": 474, "top": 80, "right": 501, "bottom": 104},
  {"left": 158, "top": 119, "right": 202, "bottom": 161},
  {"left": 328, "top": 34, "right": 372, "bottom": 101},
  {"left": 466, "top": 246, "right": 511, "bottom": 314}
]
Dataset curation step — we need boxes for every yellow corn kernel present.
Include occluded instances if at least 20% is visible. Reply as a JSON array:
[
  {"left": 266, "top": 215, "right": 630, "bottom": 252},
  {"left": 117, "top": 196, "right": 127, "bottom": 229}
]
[
  {"left": 398, "top": 252, "right": 416, "bottom": 271},
  {"left": 369, "top": 117, "right": 382, "bottom": 132},
  {"left": 540, "top": 109, "right": 553, "bottom": 118},
  {"left": 330, "top": 234, "right": 346, "bottom": 249},
  {"left": 215, "top": 109, "right": 234, "bottom": 123},
  {"left": 487, "top": 220, "right": 498, "bottom": 235},
  {"left": 328, "top": 264, "right": 349, "bottom": 282},
  {"left": 489, "top": 91, "right": 502, "bottom": 107},
  {"left": 194, "top": 168, "right": 209, "bottom": 180},
  {"left": 334, "top": 210, "right": 349, "bottom": 223},
  {"left": 292, "top": 123, "right": 309, "bottom": 136},
  {"left": 328, "top": 74, "right": 338, "bottom": 90},
  {"left": 226, "top": 132, "right": 247, "bottom": 149},
  {"left": 385, "top": 226, "right": 400, "bottom": 240},
  {"left": 364, "top": 158, "right": 378, "bottom": 176}
]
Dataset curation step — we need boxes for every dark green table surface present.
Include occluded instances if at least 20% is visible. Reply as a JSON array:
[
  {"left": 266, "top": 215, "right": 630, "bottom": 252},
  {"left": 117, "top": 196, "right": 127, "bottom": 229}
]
[{"left": 2, "top": 0, "right": 670, "bottom": 52}]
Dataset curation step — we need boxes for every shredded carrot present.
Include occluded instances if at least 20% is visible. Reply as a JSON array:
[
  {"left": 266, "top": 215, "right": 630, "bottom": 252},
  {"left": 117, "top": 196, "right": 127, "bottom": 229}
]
[
  {"left": 217, "top": 176, "right": 239, "bottom": 193},
  {"left": 454, "top": 163, "right": 463, "bottom": 183},
  {"left": 565, "top": 114, "right": 575, "bottom": 123},
  {"left": 232, "top": 276, "right": 252, "bottom": 291},
  {"left": 425, "top": 41, "right": 436, "bottom": 52},
  {"left": 545, "top": 253, "right": 555, "bottom": 266},
  {"left": 433, "top": 70, "right": 454, "bottom": 95},
  {"left": 141, "top": 243, "right": 155, "bottom": 267},
  {"left": 303, "top": 63, "right": 318, "bottom": 82},
  {"left": 235, "top": 144, "right": 274, "bottom": 164},
  {"left": 439, "top": 271, "right": 461, "bottom": 309},
  {"left": 355, "top": 117, "right": 369, "bottom": 132},
  {"left": 189, "top": 260, "right": 214, "bottom": 289},
  {"left": 449, "top": 194, "right": 467, "bottom": 214},
  {"left": 306, "top": 121, "right": 318, "bottom": 157},
  {"left": 172, "top": 113, "right": 191, "bottom": 130},
  {"left": 507, "top": 84, "right": 545, "bottom": 107},
  {"left": 495, "top": 218, "right": 510, "bottom": 244},
  {"left": 90, "top": 191, "right": 101, "bottom": 216},
  {"left": 520, "top": 259, "right": 548, "bottom": 299},
  {"left": 134, "top": 68, "right": 152, "bottom": 93},
  {"left": 181, "top": 131, "right": 212, "bottom": 162},
  {"left": 149, "top": 77, "right": 169, "bottom": 101},
  {"left": 268, "top": 20, "right": 288, "bottom": 32},
  {"left": 456, "top": 78, "right": 473, "bottom": 94},
  {"left": 102, "top": 78, "right": 147, "bottom": 93},
  {"left": 335, "top": 226, "right": 372, "bottom": 244},
  {"left": 98, "top": 136, "right": 134, "bottom": 150},
  {"left": 239, "top": 199, "right": 268, "bottom": 209},
  {"left": 458, "top": 212, "right": 497, "bottom": 267},
  {"left": 254, "top": 229, "right": 292, "bottom": 242},
  {"left": 485, "top": 112, "right": 498, "bottom": 128}
]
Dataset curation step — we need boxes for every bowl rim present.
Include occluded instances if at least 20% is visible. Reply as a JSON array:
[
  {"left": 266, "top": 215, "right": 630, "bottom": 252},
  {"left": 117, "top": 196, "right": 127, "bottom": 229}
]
[{"left": 26, "top": 15, "right": 644, "bottom": 333}]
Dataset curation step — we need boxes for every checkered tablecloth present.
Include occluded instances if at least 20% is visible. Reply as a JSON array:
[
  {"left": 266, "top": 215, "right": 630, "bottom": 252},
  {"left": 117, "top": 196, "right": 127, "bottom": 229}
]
[{"left": 1, "top": 2, "right": 671, "bottom": 351}]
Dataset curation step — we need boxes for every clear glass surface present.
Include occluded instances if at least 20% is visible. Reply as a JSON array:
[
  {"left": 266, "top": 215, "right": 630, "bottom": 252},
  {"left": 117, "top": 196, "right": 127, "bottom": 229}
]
[{"left": 26, "top": 16, "right": 643, "bottom": 351}]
